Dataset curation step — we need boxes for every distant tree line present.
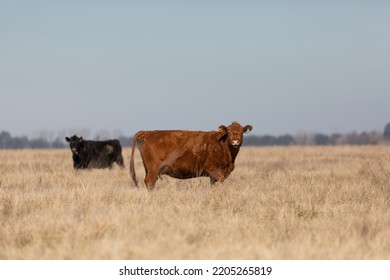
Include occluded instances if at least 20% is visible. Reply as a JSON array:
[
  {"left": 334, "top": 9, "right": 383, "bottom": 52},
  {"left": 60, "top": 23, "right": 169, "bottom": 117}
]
[
  {"left": 244, "top": 131, "right": 382, "bottom": 146},
  {"left": 1, "top": 123, "right": 390, "bottom": 149},
  {"left": 0, "top": 131, "right": 65, "bottom": 149}
]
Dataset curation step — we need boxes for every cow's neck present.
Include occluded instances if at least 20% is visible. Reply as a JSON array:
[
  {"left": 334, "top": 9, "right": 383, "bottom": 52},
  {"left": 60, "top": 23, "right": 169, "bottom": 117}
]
[{"left": 228, "top": 145, "right": 240, "bottom": 163}]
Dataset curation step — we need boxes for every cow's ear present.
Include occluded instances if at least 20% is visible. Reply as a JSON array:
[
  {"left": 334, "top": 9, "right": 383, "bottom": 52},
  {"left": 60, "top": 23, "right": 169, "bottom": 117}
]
[
  {"left": 65, "top": 137, "right": 70, "bottom": 142},
  {"left": 243, "top": 125, "right": 253, "bottom": 134},
  {"left": 218, "top": 125, "right": 228, "bottom": 141},
  {"left": 218, "top": 125, "right": 227, "bottom": 134}
]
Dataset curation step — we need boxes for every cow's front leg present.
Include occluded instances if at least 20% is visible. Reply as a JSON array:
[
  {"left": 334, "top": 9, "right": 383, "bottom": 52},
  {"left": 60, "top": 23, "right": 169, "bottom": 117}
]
[
  {"left": 210, "top": 177, "right": 217, "bottom": 185},
  {"left": 208, "top": 170, "right": 225, "bottom": 185}
]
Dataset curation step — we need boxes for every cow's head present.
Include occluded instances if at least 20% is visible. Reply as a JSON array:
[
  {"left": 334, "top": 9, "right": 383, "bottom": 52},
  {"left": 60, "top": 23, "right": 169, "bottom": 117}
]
[
  {"left": 65, "top": 135, "right": 84, "bottom": 156},
  {"left": 218, "top": 122, "right": 253, "bottom": 148}
]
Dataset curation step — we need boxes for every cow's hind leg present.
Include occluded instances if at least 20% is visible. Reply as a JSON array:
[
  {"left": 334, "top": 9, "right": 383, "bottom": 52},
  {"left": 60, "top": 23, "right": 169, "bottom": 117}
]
[
  {"left": 144, "top": 169, "right": 159, "bottom": 190},
  {"left": 116, "top": 154, "right": 125, "bottom": 168}
]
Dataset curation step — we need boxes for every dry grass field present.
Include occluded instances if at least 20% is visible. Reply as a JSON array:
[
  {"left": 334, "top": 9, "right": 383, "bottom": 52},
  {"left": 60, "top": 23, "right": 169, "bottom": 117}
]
[{"left": 0, "top": 146, "right": 390, "bottom": 260}]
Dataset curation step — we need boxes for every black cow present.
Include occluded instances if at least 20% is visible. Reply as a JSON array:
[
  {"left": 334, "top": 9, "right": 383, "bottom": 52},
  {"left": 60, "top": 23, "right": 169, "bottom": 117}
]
[{"left": 65, "top": 135, "right": 125, "bottom": 169}]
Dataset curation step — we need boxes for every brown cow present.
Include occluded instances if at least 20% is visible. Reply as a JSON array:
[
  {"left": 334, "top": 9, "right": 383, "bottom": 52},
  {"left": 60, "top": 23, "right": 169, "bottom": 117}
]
[{"left": 129, "top": 122, "right": 253, "bottom": 189}]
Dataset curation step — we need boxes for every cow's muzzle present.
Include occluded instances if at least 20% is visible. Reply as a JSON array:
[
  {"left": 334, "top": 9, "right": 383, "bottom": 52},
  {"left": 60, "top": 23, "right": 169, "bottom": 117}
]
[{"left": 231, "top": 140, "right": 240, "bottom": 148}]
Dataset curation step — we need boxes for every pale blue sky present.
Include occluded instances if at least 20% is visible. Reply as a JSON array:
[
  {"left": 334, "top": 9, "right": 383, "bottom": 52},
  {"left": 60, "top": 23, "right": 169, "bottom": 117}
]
[{"left": 1, "top": 1, "right": 389, "bottom": 137}]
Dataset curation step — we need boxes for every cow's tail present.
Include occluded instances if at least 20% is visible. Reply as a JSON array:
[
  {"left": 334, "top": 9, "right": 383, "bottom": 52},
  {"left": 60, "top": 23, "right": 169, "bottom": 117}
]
[{"left": 130, "top": 131, "right": 143, "bottom": 187}]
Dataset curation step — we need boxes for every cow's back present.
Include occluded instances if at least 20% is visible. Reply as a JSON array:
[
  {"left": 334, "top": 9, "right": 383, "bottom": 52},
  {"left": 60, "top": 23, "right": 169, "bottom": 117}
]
[
  {"left": 140, "top": 130, "right": 212, "bottom": 159},
  {"left": 84, "top": 139, "right": 123, "bottom": 168}
]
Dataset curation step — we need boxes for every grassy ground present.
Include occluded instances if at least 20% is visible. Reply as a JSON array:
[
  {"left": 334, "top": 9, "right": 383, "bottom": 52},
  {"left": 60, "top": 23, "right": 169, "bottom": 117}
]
[{"left": 0, "top": 146, "right": 389, "bottom": 259}]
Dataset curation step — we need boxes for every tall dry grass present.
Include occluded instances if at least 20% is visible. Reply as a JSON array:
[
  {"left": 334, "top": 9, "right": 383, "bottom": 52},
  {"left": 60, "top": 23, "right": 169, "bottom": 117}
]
[{"left": 0, "top": 146, "right": 390, "bottom": 259}]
